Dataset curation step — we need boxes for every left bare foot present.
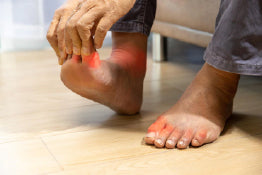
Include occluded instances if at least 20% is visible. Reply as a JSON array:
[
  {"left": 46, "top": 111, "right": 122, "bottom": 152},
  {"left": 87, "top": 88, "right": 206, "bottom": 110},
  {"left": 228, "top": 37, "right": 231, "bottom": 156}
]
[
  {"left": 60, "top": 32, "right": 147, "bottom": 115},
  {"left": 144, "top": 63, "right": 240, "bottom": 149}
]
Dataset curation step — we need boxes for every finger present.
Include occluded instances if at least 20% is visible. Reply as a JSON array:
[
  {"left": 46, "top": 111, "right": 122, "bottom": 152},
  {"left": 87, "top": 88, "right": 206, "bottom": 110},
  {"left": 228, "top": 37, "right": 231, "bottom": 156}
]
[
  {"left": 72, "top": 54, "right": 81, "bottom": 63},
  {"left": 77, "top": 8, "right": 103, "bottom": 56},
  {"left": 57, "top": 15, "right": 72, "bottom": 64},
  {"left": 62, "top": 1, "right": 82, "bottom": 55},
  {"left": 64, "top": 11, "right": 76, "bottom": 55},
  {"left": 46, "top": 13, "right": 61, "bottom": 59},
  {"left": 94, "top": 15, "right": 116, "bottom": 49},
  {"left": 82, "top": 51, "right": 100, "bottom": 68},
  {"left": 65, "top": 1, "right": 96, "bottom": 55}
]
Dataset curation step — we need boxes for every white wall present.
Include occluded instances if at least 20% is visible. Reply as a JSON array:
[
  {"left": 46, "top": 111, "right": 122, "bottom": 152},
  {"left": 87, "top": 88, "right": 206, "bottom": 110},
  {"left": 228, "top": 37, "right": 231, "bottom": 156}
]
[
  {"left": 0, "top": 0, "right": 112, "bottom": 53},
  {"left": 0, "top": 0, "right": 65, "bottom": 52}
]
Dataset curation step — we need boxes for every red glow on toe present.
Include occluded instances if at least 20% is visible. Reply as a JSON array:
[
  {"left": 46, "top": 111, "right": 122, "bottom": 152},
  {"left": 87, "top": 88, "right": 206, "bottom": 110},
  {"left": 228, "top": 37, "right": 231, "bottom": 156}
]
[
  {"left": 83, "top": 52, "right": 101, "bottom": 68},
  {"left": 198, "top": 130, "right": 207, "bottom": 139},
  {"left": 147, "top": 116, "right": 167, "bottom": 133},
  {"left": 164, "top": 124, "right": 175, "bottom": 134}
]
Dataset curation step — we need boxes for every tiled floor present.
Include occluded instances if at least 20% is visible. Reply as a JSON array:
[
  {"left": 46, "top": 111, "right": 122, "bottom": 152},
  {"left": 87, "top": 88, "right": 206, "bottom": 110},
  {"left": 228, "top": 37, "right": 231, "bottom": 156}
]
[{"left": 0, "top": 41, "right": 262, "bottom": 174}]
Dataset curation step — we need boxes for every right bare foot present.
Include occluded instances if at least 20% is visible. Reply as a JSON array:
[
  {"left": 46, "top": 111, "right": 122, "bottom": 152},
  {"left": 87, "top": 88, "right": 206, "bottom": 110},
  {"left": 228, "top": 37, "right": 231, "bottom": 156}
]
[
  {"left": 144, "top": 63, "right": 240, "bottom": 149},
  {"left": 60, "top": 32, "right": 147, "bottom": 115}
]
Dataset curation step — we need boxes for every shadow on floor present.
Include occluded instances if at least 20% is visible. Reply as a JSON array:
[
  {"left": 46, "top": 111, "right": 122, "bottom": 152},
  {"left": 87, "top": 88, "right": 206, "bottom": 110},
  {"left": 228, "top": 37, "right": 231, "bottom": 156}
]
[
  {"left": 96, "top": 110, "right": 262, "bottom": 142},
  {"left": 222, "top": 112, "right": 262, "bottom": 140}
]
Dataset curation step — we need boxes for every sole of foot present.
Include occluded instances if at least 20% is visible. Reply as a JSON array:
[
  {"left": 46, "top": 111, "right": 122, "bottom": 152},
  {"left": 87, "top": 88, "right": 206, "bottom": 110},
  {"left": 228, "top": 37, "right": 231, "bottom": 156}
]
[{"left": 60, "top": 32, "right": 147, "bottom": 115}]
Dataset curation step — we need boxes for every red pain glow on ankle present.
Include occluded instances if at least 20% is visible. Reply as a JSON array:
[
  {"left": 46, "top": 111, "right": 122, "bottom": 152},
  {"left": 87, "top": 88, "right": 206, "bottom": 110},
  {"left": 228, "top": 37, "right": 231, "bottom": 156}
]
[
  {"left": 83, "top": 52, "right": 101, "bottom": 68},
  {"left": 111, "top": 46, "right": 147, "bottom": 75}
]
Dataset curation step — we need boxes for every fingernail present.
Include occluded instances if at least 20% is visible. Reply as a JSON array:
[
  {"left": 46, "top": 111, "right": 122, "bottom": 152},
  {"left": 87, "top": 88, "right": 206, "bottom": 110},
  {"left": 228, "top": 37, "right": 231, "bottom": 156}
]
[
  {"left": 146, "top": 132, "right": 155, "bottom": 138},
  {"left": 155, "top": 139, "right": 163, "bottom": 146},
  {"left": 58, "top": 58, "right": 63, "bottom": 65},
  {"left": 73, "top": 47, "right": 80, "bottom": 55}
]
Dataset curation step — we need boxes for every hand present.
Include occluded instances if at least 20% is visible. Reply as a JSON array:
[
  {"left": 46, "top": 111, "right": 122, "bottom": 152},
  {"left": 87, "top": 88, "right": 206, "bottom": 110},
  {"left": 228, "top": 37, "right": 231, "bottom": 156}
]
[
  {"left": 47, "top": 0, "right": 136, "bottom": 65},
  {"left": 46, "top": 0, "right": 81, "bottom": 64},
  {"left": 64, "top": 0, "right": 136, "bottom": 56}
]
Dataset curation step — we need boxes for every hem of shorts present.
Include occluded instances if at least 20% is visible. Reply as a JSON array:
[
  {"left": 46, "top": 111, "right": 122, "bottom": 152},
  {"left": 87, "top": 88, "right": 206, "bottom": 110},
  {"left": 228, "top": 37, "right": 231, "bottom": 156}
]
[
  {"left": 204, "top": 50, "right": 262, "bottom": 76},
  {"left": 110, "top": 21, "right": 151, "bottom": 36}
]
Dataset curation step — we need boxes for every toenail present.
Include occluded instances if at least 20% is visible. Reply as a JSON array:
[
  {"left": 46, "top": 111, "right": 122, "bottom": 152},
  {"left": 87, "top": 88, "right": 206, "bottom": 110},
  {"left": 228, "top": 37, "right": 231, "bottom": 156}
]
[
  {"left": 192, "top": 139, "right": 200, "bottom": 145},
  {"left": 178, "top": 140, "right": 185, "bottom": 147},
  {"left": 146, "top": 132, "right": 156, "bottom": 138},
  {"left": 166, "top": 140, "right": 174, "bottom": 146},
  {"left": 155, "top": 139, "right": 163, "bottom": 146}
]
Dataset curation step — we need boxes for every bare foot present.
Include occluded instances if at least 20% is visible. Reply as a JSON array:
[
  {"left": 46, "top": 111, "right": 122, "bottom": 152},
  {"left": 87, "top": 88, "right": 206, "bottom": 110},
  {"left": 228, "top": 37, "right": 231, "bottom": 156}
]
[
  {"left": 60, "top": 32, "right": 147, "bottom": 115},
  {"left": 144, "top": 63, "right": 240, "bottom": 149}
]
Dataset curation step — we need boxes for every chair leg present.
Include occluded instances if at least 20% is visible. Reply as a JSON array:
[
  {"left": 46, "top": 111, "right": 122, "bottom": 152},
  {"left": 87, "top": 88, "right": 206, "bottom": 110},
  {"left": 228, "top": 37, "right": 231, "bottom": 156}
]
[{"left": 152, "top": 33, "right": 167, "bottom": 62}]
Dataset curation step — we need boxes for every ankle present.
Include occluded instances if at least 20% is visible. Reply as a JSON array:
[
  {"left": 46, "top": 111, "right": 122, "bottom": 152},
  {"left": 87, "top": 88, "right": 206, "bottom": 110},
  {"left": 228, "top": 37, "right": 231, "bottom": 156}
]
[
  {"left": 110, "top": 32, "right": 148, "bottom": 76},
  {"left": 203, "top": 63, "right": 240, "bottom": 98}
]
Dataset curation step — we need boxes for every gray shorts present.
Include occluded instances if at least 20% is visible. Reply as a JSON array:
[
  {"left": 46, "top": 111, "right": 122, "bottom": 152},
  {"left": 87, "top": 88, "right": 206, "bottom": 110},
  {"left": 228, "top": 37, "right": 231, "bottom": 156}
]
[{"left": 111, "top": 0, "right": 262, "bottom": 76}]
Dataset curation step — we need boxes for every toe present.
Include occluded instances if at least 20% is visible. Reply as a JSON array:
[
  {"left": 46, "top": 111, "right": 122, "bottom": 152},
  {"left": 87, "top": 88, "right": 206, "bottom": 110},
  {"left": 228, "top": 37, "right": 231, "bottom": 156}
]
[
  {"left": 165, "top": 128, "right": 183, "bottom": 149},
  {"left": 177, "top": 129, "right": 194, "bottom": 149},
  {"left": 191, "top": 129, "right": 219, "bottom": 147},
  {"left": 154, "top": 124, "right": 174, "bottom": 148},
  {"left": 144, "top": 132, "right": 157, "bottom": 145},
  {"left": 145, "top": 116, "right": 166, "bottom": 145},
  {"left": 191, "top": 129, "right": 207, "bottom": 147}
]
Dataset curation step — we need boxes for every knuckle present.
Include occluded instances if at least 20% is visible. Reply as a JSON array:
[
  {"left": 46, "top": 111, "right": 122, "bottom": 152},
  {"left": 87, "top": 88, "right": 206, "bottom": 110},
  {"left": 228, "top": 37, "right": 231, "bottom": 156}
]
[
  {"left": 46, "top": 33, "right": 55, "bottom": 41},
  {"left": 65, "top": 22, "right": 75, "bottom": 31},
  {"left": 77, "top": 23, "right": 92, "bottom": 39},
  {"left": 56, "top": 27, "right": 64, "bottom": 34},
  {"left": 46, "top": 33, "right": 52, "bottom": 40},
  {"left": 54, "top": 9, "right": 60, "bottom": 15},
  {"left": 86, "top": 22, "right": 94, "bottom": 30},
  {"left": 55, "top": 8, "right": 63, "bottom": 15},
  {"left": 96, "top": 26, "right": 107, "bottom": 34},
  {"left": 55, "top": 6, "right": 69, "bottom": 15},
  {"left": 76, "top": 21, "right": 84, "bottom": 29}
]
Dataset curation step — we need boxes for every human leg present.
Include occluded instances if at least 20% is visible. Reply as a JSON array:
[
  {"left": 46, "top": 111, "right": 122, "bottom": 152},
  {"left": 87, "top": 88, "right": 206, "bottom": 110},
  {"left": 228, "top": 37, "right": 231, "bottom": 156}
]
[
  {"left": 145, "top": 0, "right": 262, "bottom": 148},
  {"left": 60, "top": 0, "right": 156, "bottom": 114}
]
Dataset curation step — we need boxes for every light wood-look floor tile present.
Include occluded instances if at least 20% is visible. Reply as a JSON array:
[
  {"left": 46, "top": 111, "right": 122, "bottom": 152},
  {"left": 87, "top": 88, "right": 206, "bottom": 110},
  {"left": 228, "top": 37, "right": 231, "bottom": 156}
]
[
  {"left": 0, "top": 48, "right": 262, "bottom": 175},
  {"left": 0, "top": 139, "right": 61, "bottom": 175}
]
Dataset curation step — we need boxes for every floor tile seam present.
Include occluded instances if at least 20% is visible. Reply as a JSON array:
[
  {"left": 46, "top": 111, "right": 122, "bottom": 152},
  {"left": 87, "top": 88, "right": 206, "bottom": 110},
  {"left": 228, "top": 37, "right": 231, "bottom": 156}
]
[{"left": 40, "top": 137, "right": 65, "bottom": 171}]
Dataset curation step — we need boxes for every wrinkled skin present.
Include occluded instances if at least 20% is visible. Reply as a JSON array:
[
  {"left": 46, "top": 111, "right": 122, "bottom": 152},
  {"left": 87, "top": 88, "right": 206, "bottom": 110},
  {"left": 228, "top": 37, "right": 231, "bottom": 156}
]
[{"left": 46, "top": 0, "right": 136, "bottom": 64}]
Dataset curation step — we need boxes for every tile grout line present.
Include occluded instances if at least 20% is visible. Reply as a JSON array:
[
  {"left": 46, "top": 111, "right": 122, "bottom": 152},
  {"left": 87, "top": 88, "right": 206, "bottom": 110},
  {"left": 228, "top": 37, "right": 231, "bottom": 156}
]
[
  {"left": 40, "top": 137, "right": 64, "bottom": 171},
  {"left": 63, "top": 149, "right": 172, "bottom": 168}
]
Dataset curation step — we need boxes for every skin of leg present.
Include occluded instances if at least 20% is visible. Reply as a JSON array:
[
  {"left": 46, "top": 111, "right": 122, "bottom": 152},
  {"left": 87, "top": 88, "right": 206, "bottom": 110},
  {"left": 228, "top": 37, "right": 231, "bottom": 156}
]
[
  {"left": 144, "top": 63, "right": 240, "bottom": 149},
  {"left": 60, "top": 32, "right": 147, "bottom": 115}
]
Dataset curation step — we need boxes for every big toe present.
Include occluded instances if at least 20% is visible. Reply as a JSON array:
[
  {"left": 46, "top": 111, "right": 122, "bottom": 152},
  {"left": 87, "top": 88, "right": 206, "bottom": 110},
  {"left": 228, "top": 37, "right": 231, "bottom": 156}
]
[
  {"left": 144, "top": 132, "right": 157, "bottom": 145},
  {"left": 145, "top": 116, "right": 167, "bottom": 145}
]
